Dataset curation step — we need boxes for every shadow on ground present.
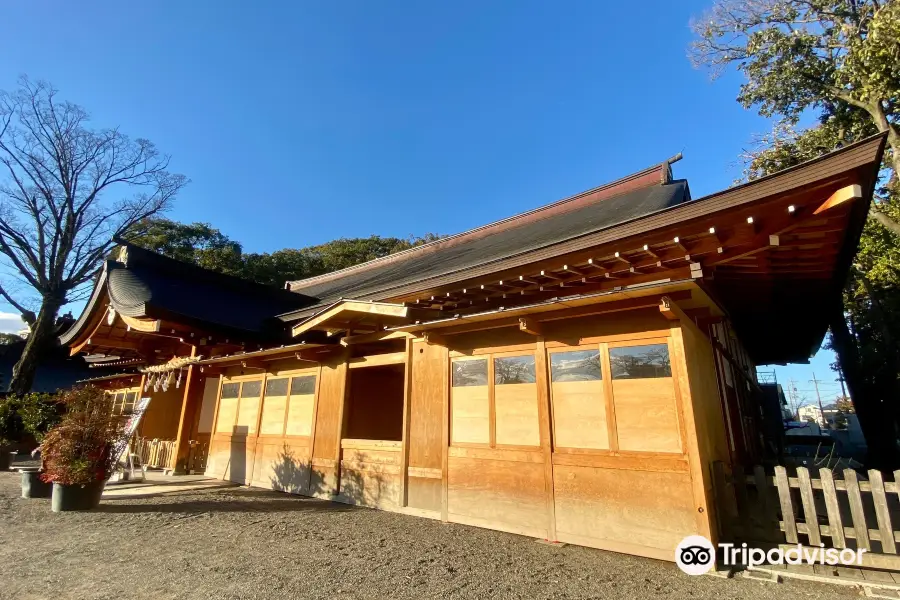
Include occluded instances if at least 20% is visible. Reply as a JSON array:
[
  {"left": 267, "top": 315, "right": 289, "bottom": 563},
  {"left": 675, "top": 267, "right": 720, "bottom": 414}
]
[{"left": 95, "top": 488, "right": 358, "bottom": 515}]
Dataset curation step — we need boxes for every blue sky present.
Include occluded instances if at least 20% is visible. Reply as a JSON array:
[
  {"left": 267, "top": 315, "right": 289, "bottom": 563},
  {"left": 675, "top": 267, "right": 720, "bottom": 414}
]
[{"left": 0, "top": 1, "right": 842, "bottom": 390}]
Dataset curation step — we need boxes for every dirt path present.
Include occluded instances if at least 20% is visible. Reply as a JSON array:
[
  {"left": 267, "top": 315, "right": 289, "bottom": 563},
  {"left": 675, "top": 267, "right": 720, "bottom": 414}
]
[{"left": 0, "top": 471, "right": 854, "bottom": 599}]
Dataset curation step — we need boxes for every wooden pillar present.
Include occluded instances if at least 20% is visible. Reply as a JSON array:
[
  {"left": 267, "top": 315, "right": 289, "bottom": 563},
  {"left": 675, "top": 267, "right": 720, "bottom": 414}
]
[
  {"left": 535, "top": 337, "right": 557, "bottom": 541},
  {"left": 172, "top": 347, "right": 202, "bottom": 474},
  {"left": 399, "top": 338, "right": 414, "bottom": 507}
]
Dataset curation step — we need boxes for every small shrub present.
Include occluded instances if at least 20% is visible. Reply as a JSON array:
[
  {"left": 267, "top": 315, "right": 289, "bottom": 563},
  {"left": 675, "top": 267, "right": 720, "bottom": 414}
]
[
  {"left": 17, "top": 392, "right": 64, "bottom": 443},
  {"left": 0, "top": 396, "right": 25, "bottom": 446},
  {"left": 41, "top": 386, "right": 125, "bottom": 486}
]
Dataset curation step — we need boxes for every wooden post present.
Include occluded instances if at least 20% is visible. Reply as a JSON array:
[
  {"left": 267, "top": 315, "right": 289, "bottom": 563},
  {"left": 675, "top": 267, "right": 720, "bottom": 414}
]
[
  {"left": 796, "top": 467, "right": 821, "bottom": 546},
  {"left": 172, "top": 347, "right": 200, "bottom": 474},
  {"left": 441, "top": 344, "right": 450, "bottom": 523},
  {"left": 399, "top": 338, "right": 414, "bottom": 507},
  {"left": 869, "top": 469, "right": 896, "bottom": 554},
  {"left": 844, "top": 468, "right": 871, "bottom": 551},
  {"left": 774, "top": 466, "right": 798, "bottom": 544},
  {"left": 819, "top": 469, "right": 845, "bottom": 548},
  {"left": 534, "top": 337, "right": 556, "bottom": 541}
]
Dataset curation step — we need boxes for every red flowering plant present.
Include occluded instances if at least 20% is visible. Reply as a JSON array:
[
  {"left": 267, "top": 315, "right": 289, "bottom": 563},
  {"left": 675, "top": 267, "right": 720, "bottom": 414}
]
[{"left": 40, "top": 386, "right": 125, "bottom": 486}]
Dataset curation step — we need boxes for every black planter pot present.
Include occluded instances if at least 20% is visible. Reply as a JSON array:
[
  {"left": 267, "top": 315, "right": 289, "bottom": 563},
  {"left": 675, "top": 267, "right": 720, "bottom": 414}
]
[
  {"left": 21, "top": 469, "right": 52, "bottom": 499},
  {"left": 51, "top": 481, "right": 105, "bottom": 512},
  {"left": 0, "top": 450, "right": 9, "bottom": 471}
]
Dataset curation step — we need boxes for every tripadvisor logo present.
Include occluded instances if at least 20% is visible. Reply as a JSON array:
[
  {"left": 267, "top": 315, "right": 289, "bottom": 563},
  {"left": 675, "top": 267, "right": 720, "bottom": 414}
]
[
  {"left": 676, "top": 535, "right": 716, "bottom": 575},
  {"left": 675, "top": 535, "right": 867, "bottom": 575}
]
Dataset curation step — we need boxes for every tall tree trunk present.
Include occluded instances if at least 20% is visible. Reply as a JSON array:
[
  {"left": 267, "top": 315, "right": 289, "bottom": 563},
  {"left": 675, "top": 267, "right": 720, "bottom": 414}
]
[
  {"left": 9, "top": 295, "right": 64, "bottom": 396},
  {"left": 829, "top": 301, "right": 900, "bottom": 470}
]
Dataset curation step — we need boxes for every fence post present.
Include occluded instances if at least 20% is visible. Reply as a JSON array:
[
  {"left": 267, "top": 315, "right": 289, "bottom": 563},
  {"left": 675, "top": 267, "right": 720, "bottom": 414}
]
[
  {"left": 819, "top": 469, "right": 845, "bottom": 548},
  {"left": 869, "top": 470, "right": 896, "bottom": 554},
  {"left": 844, "top": 468, "right": 871, "bottom": 552},
  {"left": 774, "top": 466, "right": 798, "bottom": 544},
  {"left": 796, "top": 467, "right": 821, "bottom": 546}
]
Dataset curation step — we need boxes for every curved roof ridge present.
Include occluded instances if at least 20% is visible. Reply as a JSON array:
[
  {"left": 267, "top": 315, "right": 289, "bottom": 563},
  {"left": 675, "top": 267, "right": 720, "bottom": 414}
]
[{"left": 287, "top": 156, "right": 678, "bottom": 292}]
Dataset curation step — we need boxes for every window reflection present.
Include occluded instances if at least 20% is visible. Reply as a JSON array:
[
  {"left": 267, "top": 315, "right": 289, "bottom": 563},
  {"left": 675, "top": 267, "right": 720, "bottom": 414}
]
[
  {"left": 609, "top": 344, "right": 671, "bottom": 379},
  {"left": 451, "top": 359, "right": 488, "bottom": 387},
  {"left": 290, "top": 375, "right": 316, "bottom": 395},
  {"left": 550, "top": 350, "right": 602, "bottom": 382},
  {"left": 265, "top": 378, "right": 288, "bottom": 396},
  {"left": 494, "top": 356, "right": 536, "bottom": 384}
]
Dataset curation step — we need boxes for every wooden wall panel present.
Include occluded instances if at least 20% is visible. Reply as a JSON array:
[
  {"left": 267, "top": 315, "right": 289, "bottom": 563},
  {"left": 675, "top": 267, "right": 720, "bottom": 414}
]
[
  {"left": 407, "top": 341, "right": 447, "bottom": 470},
  {"left": 543, "top": 308, "right": 672, "bottom": 343},
  {"left": 450, "top": 385, "right": 489, "bottom": 444},
  {"left": 551, "top": 380, "right": 608, "bottom": 449},
  {"left": 311, "top": 358, "right": 348, "bottom": 461},
  {"left": 139, "top": 385, "right": 183, "bottom": 439},
  {"left": 205, "top": 439, "right": 230, "bottom": 479},
  {"left": 407, "top": 476, "right": 441, "bottom": 512},
  {"left": 236, "top": 396, "right": 261, "bottom": 435},
  {"left": 494, "top": 383, "right": 540, "bottom": 447},
  {"left": 338, "top": 440, "right": 402, "bottom": 509},
  {"left": 447, "top": 454, "right": 548, "bottom": 538},
  {"left": 285, "top": 394, "right": 315, "bottom": 436},
  {"left": 612, "top": 378, "right": 680, "bottom": 453},
  {"left": 678, "top": 324, "right": 729, "bottom": 465},
  {"left": 196, "top": 377, "right": 220, "bottom": 434},
  {"left": 207, "top": 438, "right": 256, "bottom": 485},
  {"left": 553, "top": 465, "right": 695, "bottom": 558},
  {"left": 249, "top": 439, "right": 311, "bottom": 493},
  {"left": 671, "top": 321, "right": 730, "bottom": 544},
  {"left": 260, "top": 396, "right": 287, "bottom": 435},
  {"left": 215, "top": 398, "right": 238, "bottom": 434}
]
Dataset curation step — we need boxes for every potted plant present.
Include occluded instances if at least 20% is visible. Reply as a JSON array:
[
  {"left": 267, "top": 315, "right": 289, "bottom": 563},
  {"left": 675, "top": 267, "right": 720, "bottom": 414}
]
[
  {"left": 40, "top": 386, "right": 124, "bottom": 512},
  {"left": 0, "top": 397, "right": 25, "bottom": 471},
  {"left": 18, "top": 392, "right": 63, "bottom": 498}
]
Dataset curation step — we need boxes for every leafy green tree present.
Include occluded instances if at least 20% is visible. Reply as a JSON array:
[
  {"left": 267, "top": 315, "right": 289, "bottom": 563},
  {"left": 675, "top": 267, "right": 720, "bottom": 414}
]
[
  {"left": 124, "top": 218, "right": 244, "bottom": 276},
  {"left": 691, "top": 0, "right": 900, "bottom": 467},
  {"left": 127, "top": 218, "right": 442, "bottom": 288}
]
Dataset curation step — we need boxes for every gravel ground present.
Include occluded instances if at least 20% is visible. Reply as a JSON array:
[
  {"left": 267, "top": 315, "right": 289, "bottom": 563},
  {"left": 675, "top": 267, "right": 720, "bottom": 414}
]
[{"left": 0, "top": 471, "right": 857, "bottom": 600}]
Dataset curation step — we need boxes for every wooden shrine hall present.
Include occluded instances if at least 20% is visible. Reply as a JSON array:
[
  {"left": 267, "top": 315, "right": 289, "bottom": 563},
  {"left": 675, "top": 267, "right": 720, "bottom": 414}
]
[{"left": 61, "top": 134, "right": 886, "bottom": 561}]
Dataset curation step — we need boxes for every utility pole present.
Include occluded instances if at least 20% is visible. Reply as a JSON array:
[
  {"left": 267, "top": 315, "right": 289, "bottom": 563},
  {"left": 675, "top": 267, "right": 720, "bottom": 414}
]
[
  {"left": 836, "top": 374, "right": 848, "bottom": 399},
  {"left": 810, "top": 373, "right": 827, "bottom": 429}
]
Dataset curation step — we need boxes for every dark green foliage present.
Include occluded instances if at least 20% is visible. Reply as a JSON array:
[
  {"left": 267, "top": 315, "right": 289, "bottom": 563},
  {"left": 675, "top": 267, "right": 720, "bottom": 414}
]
[
  {"left": 0, "top": 396, "right": 24, "bottom": 446},
  {"left": 17, "top": 392, "right": 63, "bottom": 443},
  {"left": 692, "top": 0, "right": 900, "bottom": 468},
  {"left": 127, "top": 218, "right": 442, "bottom": 288}
]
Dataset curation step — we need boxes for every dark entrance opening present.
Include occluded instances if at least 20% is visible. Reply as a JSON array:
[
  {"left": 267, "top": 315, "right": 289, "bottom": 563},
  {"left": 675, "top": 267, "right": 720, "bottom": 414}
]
[{"left": 344, "top": 364, "right": 405, "bottom": 441}]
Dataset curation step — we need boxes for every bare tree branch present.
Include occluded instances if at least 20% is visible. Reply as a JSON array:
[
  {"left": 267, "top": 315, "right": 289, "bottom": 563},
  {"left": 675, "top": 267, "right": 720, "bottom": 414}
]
[{"left": 0, "top": 76, "right": 188, "bottom": 393}]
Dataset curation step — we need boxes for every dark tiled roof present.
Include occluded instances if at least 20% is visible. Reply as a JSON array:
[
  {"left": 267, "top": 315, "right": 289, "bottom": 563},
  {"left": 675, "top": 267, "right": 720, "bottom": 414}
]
[
  {"left": 281, "top": 179, "right": 690, "bottom": 319},
  {"left": 61, "top": 243, "right": 319, "bottom": 344}
]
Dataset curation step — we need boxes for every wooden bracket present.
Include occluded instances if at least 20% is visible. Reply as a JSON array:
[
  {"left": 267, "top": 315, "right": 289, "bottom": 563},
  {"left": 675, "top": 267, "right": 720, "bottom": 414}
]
[
  {"left": 659, "top": 296, "right": 693, "bottom": 322},
  {"left": 518, "top": 317, "right": 543, "bottom": 336},
  {"left": 423, "top": 331, "right": 447, "bottom": 346},
  {"left": 813, "top": 184, "right": 862, "bottom": 215}
]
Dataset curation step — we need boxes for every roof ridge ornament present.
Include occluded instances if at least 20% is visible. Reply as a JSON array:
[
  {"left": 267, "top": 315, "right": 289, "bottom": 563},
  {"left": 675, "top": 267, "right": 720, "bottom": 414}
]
[{"left": 117, "top": 245, "right": 129, "bottom": 266}]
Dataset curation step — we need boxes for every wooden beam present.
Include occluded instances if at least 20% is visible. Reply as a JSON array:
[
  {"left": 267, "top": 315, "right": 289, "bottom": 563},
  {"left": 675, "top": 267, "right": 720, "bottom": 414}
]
[
  {"left": 348, "top": 351, "right": 407, "bottom": 369},
  {"left": 291, "top": 300, "right": 411, "bottom": 337},
  {"left": 119, "top": 314, "right": 162, "bottom": 333},
  {"left": 518, "top": 317, "right": 543, "bottom": 336},
  {"left": 813, "top": 184, "right": 862, "bottom": 215},
  {"left": 340, "top": 329, "right": 411, "bottom": 346},
  {"left": 659, "top": 296, "right": 692, "bottom": 322},
  {"left": 85, "top": 336, "right": 142, "bottom": 351}
]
